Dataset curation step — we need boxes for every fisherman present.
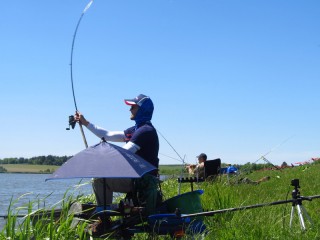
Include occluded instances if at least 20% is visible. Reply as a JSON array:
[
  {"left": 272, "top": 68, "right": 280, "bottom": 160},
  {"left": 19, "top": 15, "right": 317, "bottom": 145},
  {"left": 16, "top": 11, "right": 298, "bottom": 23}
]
[
  {"left": 186, "top": 153, "right": 207, "bottom": 178},
  {"left": 74, "top": 94, "right": 160, "bottom": 235}
]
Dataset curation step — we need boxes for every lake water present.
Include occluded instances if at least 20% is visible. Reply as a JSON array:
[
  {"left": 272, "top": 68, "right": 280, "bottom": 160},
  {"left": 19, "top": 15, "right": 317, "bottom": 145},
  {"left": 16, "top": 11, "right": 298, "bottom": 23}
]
[
  {"left": 0, "top": 173, "right": 168, "bottom": 230},
  {"left": 0, "top": 173, "right": 93, "bottom": 230}
]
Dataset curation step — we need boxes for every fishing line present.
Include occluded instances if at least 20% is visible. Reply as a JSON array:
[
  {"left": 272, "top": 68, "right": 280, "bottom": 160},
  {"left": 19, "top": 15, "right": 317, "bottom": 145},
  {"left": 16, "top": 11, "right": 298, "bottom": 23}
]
[
  {"left": 241, "top": 135, "right": 295, "bottom": 175},
  {"left": 256, "top": 135, "right": 295, "bottom": 163},
  {"left": 159, "top": 153, "right": 184, "bottom": 163},
  {"left": 67, "top": 0, "right": 94, "bottom": 148},
  {"left": 157, "top": 130, "right": 189, "bottom": 195},
  {"left": 157, "top": 130, "right": 185, "bottom": 164}
]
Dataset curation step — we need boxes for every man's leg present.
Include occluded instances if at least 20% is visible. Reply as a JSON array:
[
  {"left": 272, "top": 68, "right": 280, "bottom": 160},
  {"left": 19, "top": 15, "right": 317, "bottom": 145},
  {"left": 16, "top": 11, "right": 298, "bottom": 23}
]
[{"left": 93, "top": 178, "right": 133, "bottom": 206}]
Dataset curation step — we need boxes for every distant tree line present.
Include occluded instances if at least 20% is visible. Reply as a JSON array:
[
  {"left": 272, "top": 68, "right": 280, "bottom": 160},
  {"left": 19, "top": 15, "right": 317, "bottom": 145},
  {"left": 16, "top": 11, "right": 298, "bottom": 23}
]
[
  {"left": 0, "top": 156, "right": 287, "bottom": 171},
  {"left": 0, "top": 155, "right": 72, "bottom": 166}
]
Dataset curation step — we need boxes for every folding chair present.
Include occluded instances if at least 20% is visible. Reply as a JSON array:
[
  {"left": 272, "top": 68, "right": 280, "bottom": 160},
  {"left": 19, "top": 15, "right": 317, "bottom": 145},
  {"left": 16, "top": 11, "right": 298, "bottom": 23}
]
[
  {"left": 178, "top": 158, "right": 221, "bottom": 192},
  {"left": 204, "top": 158, "right": 221, "bottom": 180}
]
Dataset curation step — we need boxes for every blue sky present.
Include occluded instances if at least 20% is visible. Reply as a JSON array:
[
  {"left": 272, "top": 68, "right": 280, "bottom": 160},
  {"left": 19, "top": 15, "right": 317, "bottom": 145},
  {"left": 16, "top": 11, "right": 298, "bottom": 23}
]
[{"left": 1, "top": 0, "right": 319, "bottom": 166}]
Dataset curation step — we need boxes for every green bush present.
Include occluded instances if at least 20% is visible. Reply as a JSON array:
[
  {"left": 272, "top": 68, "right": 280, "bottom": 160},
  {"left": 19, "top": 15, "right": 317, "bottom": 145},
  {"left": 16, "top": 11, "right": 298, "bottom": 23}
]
[{"left": 0, "top": 166, "right": 7, "bottom": 172}]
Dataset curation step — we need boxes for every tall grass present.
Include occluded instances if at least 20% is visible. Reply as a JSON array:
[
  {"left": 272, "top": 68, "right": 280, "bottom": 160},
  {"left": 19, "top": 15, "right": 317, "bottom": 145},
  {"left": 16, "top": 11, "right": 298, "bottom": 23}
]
[
  {"left": 160, "top": 163, "right": 320, "bottom": 239},
  {"left": 1, "top": 163, "right": 320, "bottom": 239},
  {"left": 0, "top": 185, "right": 93, "bottom": 240},
  {"left": 198, "top": 163, "right": 320, "bottom": 239}
]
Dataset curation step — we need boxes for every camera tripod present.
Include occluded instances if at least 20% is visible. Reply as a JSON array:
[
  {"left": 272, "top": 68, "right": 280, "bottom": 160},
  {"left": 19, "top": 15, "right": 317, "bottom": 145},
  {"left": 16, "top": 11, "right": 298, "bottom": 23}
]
[
  {"left": 180, "top": 178, "right": 320, "bottom": 232},
  {"left": 289, "top": 181, "right": 313, "bottom": 231}
]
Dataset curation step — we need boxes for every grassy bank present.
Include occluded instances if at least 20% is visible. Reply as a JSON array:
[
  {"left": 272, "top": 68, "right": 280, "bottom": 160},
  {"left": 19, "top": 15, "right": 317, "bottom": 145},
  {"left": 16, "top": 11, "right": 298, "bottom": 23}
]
[
  {"left": 161, "top": 163, "right": 320, "bottom": 239},
  {"left": 1, "top": 164, "right": 182, "bottom": 175},
  {"left": 0, "top": 164, "right": 59, "bottom": 173},
  {"left": 159, "top": 164, "right": 183, "bottom": 175}
]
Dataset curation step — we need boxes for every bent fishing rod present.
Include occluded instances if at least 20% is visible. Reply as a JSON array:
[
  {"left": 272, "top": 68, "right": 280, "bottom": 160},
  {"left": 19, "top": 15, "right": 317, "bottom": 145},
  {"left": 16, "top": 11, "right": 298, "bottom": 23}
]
[{"left": 66, "top": 0, "right": 94, "bottom": 149}]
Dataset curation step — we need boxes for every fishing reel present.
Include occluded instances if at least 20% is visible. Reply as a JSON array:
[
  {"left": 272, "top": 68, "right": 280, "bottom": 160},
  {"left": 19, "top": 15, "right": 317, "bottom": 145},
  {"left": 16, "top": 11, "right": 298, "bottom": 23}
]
[{"left": 66, "top": 115, "right": 76, "bottom": 130}]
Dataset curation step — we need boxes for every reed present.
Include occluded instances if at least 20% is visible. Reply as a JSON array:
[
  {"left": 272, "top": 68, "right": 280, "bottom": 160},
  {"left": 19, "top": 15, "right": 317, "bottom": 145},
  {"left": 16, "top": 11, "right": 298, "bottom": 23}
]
[{"left": 0, "top": 185, "right": 92, "bottom": 239}]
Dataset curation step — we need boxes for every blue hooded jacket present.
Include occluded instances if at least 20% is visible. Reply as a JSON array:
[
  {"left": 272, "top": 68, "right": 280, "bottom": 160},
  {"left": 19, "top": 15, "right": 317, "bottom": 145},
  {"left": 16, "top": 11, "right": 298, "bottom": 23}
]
[
  {"left": 124, "top": 97, "right": 159, "bottom": 168},
  {"left": 134, "top": 98, "right": 154, "bottom": 127}
]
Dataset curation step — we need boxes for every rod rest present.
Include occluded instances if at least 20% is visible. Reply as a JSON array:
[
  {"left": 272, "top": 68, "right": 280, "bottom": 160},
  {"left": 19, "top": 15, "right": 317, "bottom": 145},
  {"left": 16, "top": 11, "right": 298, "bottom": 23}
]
[{"left": 177, "top": 177, "right": 205, "bottom": 183}]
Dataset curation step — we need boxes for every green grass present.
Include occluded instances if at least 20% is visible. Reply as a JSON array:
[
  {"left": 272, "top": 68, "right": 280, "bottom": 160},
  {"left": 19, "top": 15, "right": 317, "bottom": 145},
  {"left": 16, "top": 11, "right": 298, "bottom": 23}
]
[
  {"left": 1, "top": 163, "right": 320, "bottom": 239},
  {"left": 160, "top": 163, "right": 320, "bottom": 239},
  {"left": 159, "top": 164, "right": 184, "bottom": 176},
  {"left": 0, "top": 164, "right": 59, "bottom": 173}
]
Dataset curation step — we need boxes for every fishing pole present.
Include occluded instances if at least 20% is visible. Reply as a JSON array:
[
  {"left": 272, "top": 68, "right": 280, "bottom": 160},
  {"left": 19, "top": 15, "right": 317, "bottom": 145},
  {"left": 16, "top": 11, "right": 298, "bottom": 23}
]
[
  {"left": 0, "top": 214, "right": 25, "bottom": 219},
  {"left": 180, "top": 197, "right": 317, "bottom": 218},
  {"left": 181, "top": 183, "right": 320, "bottom": 220},
  {"left": 157, "top": 130, "right": 189, "bottom": 195},
  {"left": 159, "top": 153, "right": 184, "bottom": 163},
  {"left": 157, "top": 130, "right": 185, "bottom": 163},
  {"left": 66, "top": 0, "right": 94, "bottom": 148},
  {"left": 239, "top": 135, "right": 295, "bottom": 176},
  {"left": 255, "top": 135, "right": 295, "bottom": 165}
]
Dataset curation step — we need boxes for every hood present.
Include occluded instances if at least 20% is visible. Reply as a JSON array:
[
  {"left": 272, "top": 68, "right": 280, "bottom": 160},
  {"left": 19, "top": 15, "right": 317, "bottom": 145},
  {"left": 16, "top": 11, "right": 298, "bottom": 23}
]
[{"left": 134, "top": 98, "right": 154, "bottom": 126}]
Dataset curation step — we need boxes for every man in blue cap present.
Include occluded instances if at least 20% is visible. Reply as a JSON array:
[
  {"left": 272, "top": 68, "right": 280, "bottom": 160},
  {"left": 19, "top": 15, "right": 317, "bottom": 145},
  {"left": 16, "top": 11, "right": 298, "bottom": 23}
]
[
  {"left": 75, "top": 94, "right": 159, "bottom": 235},
  {"left": 186, "top": 153, "right": 207, "bottom": 178}
]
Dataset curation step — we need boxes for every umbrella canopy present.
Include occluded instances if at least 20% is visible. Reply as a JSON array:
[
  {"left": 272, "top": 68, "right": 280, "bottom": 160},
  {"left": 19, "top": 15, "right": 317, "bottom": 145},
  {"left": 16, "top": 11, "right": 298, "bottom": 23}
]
[{"left": 46, "top": 141, "right": 157, "bottom": 180}]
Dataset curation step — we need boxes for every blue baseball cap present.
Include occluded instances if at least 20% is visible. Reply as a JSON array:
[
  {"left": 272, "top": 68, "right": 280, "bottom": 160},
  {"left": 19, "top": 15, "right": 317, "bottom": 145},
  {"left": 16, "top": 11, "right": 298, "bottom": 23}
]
[{"left": 124, "top": 94, "right": 150, "bottom": 106}]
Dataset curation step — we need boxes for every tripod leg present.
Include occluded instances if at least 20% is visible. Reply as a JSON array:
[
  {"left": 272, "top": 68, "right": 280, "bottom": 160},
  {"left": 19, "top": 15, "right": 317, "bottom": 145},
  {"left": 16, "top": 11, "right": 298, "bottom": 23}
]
[
  {"left": 296, "top": 205, "right": 306, "bottom": 230},
  {"left": 289, "top": 206, "right": 295, "bottom": 228},
  {"left": 301, "top": 205, "right": 314, "bottom": 225}
]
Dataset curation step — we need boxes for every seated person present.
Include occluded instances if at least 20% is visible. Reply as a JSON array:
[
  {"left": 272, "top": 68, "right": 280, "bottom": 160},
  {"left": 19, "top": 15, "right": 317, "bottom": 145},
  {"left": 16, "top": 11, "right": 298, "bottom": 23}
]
[{"left": 186, "top": 153, "right": 207, "bottom": 178}]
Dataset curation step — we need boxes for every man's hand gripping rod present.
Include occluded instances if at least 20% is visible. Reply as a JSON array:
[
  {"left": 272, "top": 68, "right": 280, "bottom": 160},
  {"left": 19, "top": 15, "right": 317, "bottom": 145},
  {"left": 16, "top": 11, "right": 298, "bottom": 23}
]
[{"left": 66, "top": 115, "right": 88, "bottom": 148}]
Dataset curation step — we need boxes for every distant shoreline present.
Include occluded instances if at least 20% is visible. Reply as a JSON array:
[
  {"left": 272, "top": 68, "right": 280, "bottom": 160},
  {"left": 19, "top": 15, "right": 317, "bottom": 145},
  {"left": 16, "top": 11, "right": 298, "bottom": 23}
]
[
  {"left": 0, "top": 164, "right": 183, "bottom": 175},
  {"left": 0, "top": 172, "right": 50, "bottom": 174},
  {"left": 0, "top": 164, "right": 59, "bottom": 174}
]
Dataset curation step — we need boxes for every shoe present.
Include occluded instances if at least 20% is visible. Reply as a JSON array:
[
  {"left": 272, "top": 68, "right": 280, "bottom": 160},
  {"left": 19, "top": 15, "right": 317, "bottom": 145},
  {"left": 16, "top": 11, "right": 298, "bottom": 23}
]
[{"left": 87, "top": 216, "right": 111, "bottom": 237}]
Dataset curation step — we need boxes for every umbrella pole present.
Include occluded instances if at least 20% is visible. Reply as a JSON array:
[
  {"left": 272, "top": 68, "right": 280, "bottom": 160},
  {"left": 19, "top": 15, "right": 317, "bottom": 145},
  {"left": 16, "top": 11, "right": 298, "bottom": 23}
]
[{"left": 103, "top": 178, "right": 107, "bottom": 232}]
